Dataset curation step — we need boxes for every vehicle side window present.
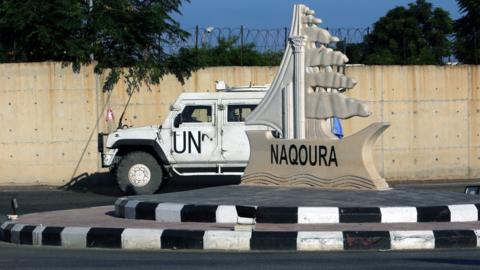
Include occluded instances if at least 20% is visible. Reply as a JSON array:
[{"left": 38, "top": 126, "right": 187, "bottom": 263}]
[
  {"left": 181, "top": 105, "right": 212, "bottom": 123},
  {"left": 227, "top": 104, "right": 257, "bottom": 122}
]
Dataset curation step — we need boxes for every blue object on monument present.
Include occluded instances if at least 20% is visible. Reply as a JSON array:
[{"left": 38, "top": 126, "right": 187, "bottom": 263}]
[{"left": 332, "top": 117, "right": 344, "bottom": 139}]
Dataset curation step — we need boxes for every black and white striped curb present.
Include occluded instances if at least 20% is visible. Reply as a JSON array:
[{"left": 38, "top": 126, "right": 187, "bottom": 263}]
[
  {"left": 2, "top": 222, "right": 480, "bottom": 251},
  {"left": 115, "top": 198, "right": 480, "bottom": 224}
]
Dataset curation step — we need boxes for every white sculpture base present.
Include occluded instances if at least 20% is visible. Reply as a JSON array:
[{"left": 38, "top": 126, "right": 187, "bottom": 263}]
[{"left": 241, "top": 123, "right": 390, "bottom": 190}]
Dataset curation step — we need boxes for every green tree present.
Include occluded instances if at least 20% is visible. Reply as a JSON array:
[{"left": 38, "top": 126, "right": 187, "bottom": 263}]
[
  {"left": 361, "top": 0, "right": 453, "bottom": 65},
  {"left": 454, "top": 0, "right": 480, "bottom": 64},
  {"left": 0, "top": 0, "right": 198, "bottom": 92},
  {"left": 0, "top": 0, "right": 90, "bottom": 63},
  {"left": 334, "top": 41, "right": 366, "bottom": 64},
  {"left": 194, "top": 36, "right": 283, "bottom": 67}
]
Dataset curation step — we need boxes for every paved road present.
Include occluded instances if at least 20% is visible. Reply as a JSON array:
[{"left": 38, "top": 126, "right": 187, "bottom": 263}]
[
  {"left": 0, "top": 175, "right": 242, "bottom": 215},
  {"left": 0, "top": 242, "right": 479, "bottom": 270},
  {"left": 0, "top": 188, "right": 115, "bottom": 216},
  {"left": 0, "top": 177, "right": 479, "bottom": 269}
]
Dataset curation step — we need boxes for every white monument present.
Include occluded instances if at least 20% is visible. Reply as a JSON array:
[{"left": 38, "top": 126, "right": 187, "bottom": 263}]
[{"left": 241, "top": 4, "right": 390, "bottom": 190}]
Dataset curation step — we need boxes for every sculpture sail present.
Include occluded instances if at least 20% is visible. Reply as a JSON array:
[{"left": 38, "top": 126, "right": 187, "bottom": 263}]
[
  {"left": 243, "top": 5, "right": 301, "bottom": 137},
  {"left": 245, "top": 4, "right": 369, "bottom": 139}
]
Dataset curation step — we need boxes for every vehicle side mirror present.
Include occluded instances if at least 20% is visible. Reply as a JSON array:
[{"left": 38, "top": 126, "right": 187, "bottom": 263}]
[{"left": 173, "top": 114, "right": 182, "bottom": 128}]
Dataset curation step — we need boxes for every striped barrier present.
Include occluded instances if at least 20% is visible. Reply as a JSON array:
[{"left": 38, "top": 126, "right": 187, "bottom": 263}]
[
  {"left": 2, "top": 222, "right": 480, "bottom": 251},
  {"left": 115, "top": 198, "right": 480, "bottom": 224}
]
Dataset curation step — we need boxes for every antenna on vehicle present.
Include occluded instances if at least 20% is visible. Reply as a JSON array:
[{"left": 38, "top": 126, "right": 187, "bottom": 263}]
[{"left": 117, "top": 92, "right": 134, "bottom": 129}]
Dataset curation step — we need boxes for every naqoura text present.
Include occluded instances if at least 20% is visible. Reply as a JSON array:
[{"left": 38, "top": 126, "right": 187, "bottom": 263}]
[{"left": 270, "top": 144, "right": 338, "bottom": 167}]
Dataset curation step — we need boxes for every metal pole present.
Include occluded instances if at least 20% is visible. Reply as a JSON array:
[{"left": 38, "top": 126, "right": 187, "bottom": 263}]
[
  {"left": 284, "top": 27, "right": 288, "bottom": 49},
  {"left": 240, "top": 25, "right": 244, "bottom": 66},
  {"left": 194, "top": 25, "right": 199, "bottom": 66},
  {"left": 365, "top": 27, "right": 370, "bottom": 61},
  {"left": 89, "top": 0, "right": 94, "bottom": 61},
  {"left": 195, "top": 25, "right": 199, "bottom": 50},
  {"left": 403, "top": 32, "right": 406, "bottom": 64},
  {"left": 474, "top": 28, "right": 478, "bottom": 65}
]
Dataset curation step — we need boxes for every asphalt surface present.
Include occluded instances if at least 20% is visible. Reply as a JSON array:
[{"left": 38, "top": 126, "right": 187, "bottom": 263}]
[
  {"left": 0, "top": 177, "right": 479, "bottom": 269},
  {"left": 0, "top": 175, "right": 242, "bottom": 215},
  {"left": 0, "top": 242, "right": 479, "bottom": 270},
  {"left": 0, "top": 188, "right": 115, "bottom": 216}
]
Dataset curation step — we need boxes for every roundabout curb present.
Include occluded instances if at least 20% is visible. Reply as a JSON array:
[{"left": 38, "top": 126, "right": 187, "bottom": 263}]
[
  {"left": 115, "top": 198, "right": 480, "bottom": 224},
  {"left": 2, "top": 221, "right": 480, "bottom": 251}
]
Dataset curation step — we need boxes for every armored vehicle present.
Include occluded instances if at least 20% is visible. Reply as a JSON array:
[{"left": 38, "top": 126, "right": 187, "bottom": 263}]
[{"left": 98, "top": 82, "right": 269, "bottom": 194}]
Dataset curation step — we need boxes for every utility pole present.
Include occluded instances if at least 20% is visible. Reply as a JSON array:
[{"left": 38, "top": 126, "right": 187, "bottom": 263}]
[
  {"left": 240, "top": 25, "right": 244, "bottom": 66},
  {"left": 474, "top": 28, "right": 478, "bottom": 65}
]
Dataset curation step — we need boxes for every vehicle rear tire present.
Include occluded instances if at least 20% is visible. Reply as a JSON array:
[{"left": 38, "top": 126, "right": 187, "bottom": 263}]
[{"left": 116, "top": 151, "right": 163, "bottom": 195}]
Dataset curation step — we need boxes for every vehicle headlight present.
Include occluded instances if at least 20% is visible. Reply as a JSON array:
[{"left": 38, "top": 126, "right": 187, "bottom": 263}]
[{"left": 103, "top": 149, "right": 118, "bottom": 166}]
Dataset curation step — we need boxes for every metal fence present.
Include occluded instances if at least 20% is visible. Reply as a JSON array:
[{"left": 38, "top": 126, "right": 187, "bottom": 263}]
[
  {"left": 167, "top": 26, "right": 480, "bottom": 65},
  {"left": 164, "top": 26, "right": 370, "bottom": 54}
]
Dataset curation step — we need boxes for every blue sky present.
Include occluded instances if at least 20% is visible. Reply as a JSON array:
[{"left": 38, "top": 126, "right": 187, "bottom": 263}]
[{"left": 175, "top": 0, "right": 461, "bottom": 29}]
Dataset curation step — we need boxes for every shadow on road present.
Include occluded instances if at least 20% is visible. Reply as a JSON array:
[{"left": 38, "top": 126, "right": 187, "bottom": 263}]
[
  {"left": 61, "top": 172, "right": 122, "bottom": 197},
  {"left": 62, "top": 171, "right": 242, "bottom": 197},
  {"left": 159, "top": 175, "right": 242, "bottom": 194}
]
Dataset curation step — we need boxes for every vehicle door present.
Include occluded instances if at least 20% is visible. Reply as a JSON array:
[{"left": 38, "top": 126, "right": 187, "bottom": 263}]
[
  {"left": 220, "top": 101, "right": 260, "bottom": 163},
  {"left": 171, "top": 101, "right": 218, "bottom": 163}
]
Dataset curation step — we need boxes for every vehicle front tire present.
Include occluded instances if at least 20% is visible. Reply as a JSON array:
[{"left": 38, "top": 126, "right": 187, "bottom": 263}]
[{"left": 116, "top": 151, "right": 163, "bottom": 195}]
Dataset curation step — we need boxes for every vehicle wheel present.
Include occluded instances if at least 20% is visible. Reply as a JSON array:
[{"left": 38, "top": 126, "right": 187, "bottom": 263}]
[{"left": 116, "top": 151, "right": 163, "bottom": 195}]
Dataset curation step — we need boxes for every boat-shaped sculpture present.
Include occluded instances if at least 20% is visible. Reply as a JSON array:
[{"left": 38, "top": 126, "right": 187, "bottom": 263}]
[{"left": 241, "top": 4, "right": 390, "bottom": 190}]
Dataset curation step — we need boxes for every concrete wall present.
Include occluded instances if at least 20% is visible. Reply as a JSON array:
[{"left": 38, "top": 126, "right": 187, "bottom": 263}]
[
  {"left": 0, "top": 63, "right": 478, "bottom": 185},
  {"left": 343, "top": 65, "right": 480, "bottom": 181}
]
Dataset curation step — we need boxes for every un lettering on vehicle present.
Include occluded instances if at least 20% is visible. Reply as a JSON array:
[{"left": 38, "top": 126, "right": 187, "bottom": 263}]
[{"left": 173, "top": 131, "right": 202, "bottom": 154}]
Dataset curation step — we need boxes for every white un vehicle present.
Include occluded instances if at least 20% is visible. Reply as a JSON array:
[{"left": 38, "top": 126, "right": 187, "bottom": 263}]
[{"left": 98, "top": 82, "right": 270, "bottom": 195}]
